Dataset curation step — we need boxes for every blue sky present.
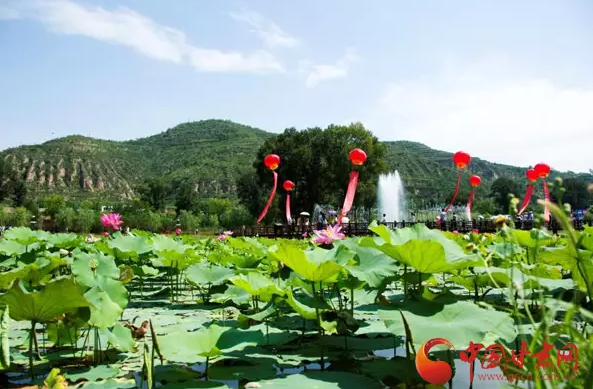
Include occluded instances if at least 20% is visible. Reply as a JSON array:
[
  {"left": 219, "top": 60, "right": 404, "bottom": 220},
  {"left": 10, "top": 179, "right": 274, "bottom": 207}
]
[{"left": 1, "top": 0, "right": 593, "bottom": 172}]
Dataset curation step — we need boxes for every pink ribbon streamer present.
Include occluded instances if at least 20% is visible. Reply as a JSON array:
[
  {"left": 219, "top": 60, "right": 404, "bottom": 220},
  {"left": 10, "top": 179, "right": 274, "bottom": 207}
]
[
  {"left": 338, "top": 170, "right": 359, "bottom": 225},
  {"left": 445, "top": 173, "right": 461, "bottom": 212},
  {"left": 518, "top": 185, "right": 534, "bottom": 215},
  {"left": 285, "top": 193, "right": 292, "bottom": 224},
  {"left": 257, "top": 171, "right": 278, "bottom": 224}
]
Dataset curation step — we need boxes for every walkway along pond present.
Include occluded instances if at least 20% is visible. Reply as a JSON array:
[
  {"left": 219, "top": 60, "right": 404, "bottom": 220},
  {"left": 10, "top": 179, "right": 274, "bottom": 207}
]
[{"left": 232, "top": 219, "right": 590, "bottom": 238}]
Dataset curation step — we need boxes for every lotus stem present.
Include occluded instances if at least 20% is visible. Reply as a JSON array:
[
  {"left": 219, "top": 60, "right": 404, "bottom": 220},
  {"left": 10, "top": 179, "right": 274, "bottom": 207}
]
[
  {"left": 29, "top": 321, "right": 35, "bottom": 379},
  {"left": 350, "top": 288, "right": 354, "bottom": 317},
  {"left": 403, "top": 265, "right": 408, "bottom": 299}
]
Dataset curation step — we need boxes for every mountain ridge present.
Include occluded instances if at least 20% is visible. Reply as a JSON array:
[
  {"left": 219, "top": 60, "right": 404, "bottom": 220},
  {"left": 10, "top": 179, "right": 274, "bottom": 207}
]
[{"left": 2, "top": 119, "right": 591, "bottom": 204}]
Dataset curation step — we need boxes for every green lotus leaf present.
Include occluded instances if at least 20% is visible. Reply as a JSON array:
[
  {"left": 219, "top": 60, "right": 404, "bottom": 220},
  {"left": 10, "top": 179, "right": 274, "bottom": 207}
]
[
  {"left": 95, "top": 277, "right": 128, "bottom": 309},
  {"left": 3, "top": 227, "right": 50, "bottom": 246},
  {"left": 85, "top": 286, "right": 123, "bottom": 329},
  {"left": 104, "top": 322, "right": 135, "bottom": 352},
  {"left": 0, "top": 239, "right": 26, "bottom": 256},
  {"left": 0, "top": 278, "right": 89, "bottom": 323},
  {"left": 539, "top": 247, "right": 593, "bottom": 292},
  {"left": 365, "top": 224, "right": 478, "bottom": 273},
  {"left": 47, "top": 233, "right": 83, "bottom": 249},
  {"left": 339, "top": 241, "right": 400, "bottom": 287},
  {"left": 379, "top": 299, "right": 516, "bottom": 348},
  {"left": 210, "top": 285, "right": 251, "bottom": 306},
  {"left": 140, "top": 265, "right": 159, "bottom": 276},
  {"left": 108, "top": 235, "right": 152, "bottom": 256},
  {"left": 151, "top": 234, "right": 191, "bottom": 254},
  {"left": 253, "top": 371, "right": 384, "bottom": 388},
  {"left": 270, "top": 244, "right": 343, "bottom": 282},
  {"left": 80, "top": 379, "right": 137, "bottom": 389},
  {"left": 186, "top": 262, "right": 234, "bottom": 286},
  {"left": 512, "top": 229, "right": 553, "bottom": 248},
  {"left": 230, "top": 272, "right": 285, "bottom": 301},
  {"left": 65, "top": 365, "right": 120, "bottom": 383},
  {"left": 72, "top": 253, "right": 119, "bottom": 288},
  {"left": 159, "top": 324, "right": 263, "bottom": 363}
]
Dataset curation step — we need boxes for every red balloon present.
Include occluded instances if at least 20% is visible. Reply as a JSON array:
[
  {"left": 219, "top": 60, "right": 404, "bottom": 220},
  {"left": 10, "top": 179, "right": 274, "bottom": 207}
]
[
  {"left": 349, "top": 148, "right": 367, "bottom": 165},
  {"left": 469, "top": 175, "right": 481, "bottom": 187},
  {"left": 526, "top": 168, "right": 538, "bottom": 183},
  {"left": 283, "top": 180, "right": 294, "bottom": 191},
  {"left": 453, "top": 151, "right": 471, "bottom": 169},
  {"left": 534, "top": 163, "right": 550, "bottom": 178},
  {"left": 264, "top": 154, "right": 280, "bottom": 171}
]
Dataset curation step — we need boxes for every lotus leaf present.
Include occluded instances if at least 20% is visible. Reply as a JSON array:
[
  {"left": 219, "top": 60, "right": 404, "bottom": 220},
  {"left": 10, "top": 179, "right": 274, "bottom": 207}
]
[
  {"left": 108, "top": 235, "right": 152, "bottom": 256},
  {"left": 339, "top": 243, "right": 400, "bottom": 287},
  {"left": 3, "top": 227, "right": 50, "bottom": 246},
  {"left": 80, "top": 379, "right": 137, "bottom": 389},
  {"left": 72, "top": 253, "right": 119, "bottom": 288},
  {"left": 104, "top": 322, "right": 135, "bottom": 352},
  {"left": 186, "top": 262, "right": 235, "bottom": 286},
  {"left": 0, "top": 239, "right": 26, "bottom": 256},
  {"left": 159, "top": 324, "right": 263, "bottom": 363},
  {"left": 0, "top": 278, "right": 89, "bottom": 323},
  {"left": 379, "top": 299, "right": 516, "bottom": 348},
  {"left": 270, "top": 244, "right": 343, "bottom": 282},
  {"left": 230, "top": 272, "right": 285, "bottom": 301},
  {"left": 65, "top": 365, "right": 120, "bottom": 383},
  {"left": 254, "top": 371, "right": 384, "bottom": 388},
  {"left": 512, "top": 229, "right": 553, "bottom": 248}
]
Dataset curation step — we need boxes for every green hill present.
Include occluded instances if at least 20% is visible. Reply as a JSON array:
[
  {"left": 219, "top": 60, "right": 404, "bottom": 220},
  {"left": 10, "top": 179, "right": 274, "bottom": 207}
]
[{"left": 1, "top": 119, "right": 591, "bottom": 205}]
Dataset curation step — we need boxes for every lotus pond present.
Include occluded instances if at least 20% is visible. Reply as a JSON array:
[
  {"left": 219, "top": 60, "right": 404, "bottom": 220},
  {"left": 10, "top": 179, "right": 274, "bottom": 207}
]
[{"left": 0, "top": 203, "right": 592, "bottom": 389}]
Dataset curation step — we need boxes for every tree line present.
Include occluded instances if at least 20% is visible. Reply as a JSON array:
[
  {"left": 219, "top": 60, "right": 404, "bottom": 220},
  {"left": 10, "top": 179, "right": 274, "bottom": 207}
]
[{"left": 2, "top": 123, "right": 593, "bottom": 231}]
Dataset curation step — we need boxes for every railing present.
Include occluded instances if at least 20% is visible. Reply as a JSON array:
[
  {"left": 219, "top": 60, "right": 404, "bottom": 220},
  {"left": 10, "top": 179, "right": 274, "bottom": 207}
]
[{"left": 231, "top": 219, "right": 590, "bottom": 239}]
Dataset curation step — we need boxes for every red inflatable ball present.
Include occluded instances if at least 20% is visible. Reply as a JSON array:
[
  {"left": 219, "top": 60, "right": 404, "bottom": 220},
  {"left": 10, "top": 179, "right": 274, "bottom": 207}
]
[
  {"left": 453, "top": 151, "right": 471, "bottom": 169},
  {"left": 526, "top": 168, "right": 539, "bottom": 183},
  {"left": 469, "top": 175, "right": 482, "bottom": 187},
  {"left": 349, "top": 148, "right": 367, "bottom": 166},
  {"left": 264, "top": 154, "right": 281, "bottom": 171},
  {"left": 534, "top": 163, "right": 550, "bottom": 178},
  {"left": 283, "top": 180, "right": 295, "bottom": 191}
]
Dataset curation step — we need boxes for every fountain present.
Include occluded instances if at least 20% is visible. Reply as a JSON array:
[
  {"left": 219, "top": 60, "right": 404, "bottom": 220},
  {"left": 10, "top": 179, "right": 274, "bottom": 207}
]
[{"left": 377, "top": 171, "right": 408, "bottom": 222}]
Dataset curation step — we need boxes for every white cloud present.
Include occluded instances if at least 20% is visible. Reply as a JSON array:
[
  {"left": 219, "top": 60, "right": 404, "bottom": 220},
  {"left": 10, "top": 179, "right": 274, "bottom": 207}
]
[
  {"left": 365, "top": 56, "right": 593, "bottom": 173},
  {"left": 6, "top": 0, "right": 284, "bottom": 73},
  {"left": 229, "top": 9, "right": 300, "bottom": 49},
  {"left": 303, "top": 48, "right": 359, "bottom": 88}
]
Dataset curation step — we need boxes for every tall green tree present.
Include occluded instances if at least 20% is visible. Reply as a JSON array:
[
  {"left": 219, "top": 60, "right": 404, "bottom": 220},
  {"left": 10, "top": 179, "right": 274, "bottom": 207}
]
[
  {"left": 490, "top": 177, "right": 521, "bottom": 213},
  {"left": 553, "top": 177, "right": 591, "bottom": 210},
  {"left": 174, "top": 180, "right": 197, "bottom": 213},
  {"left": 43, "top": 195, "right": 66, "bottom": 218},
  {"left": 241, "top": 123, "right": 388, "bottom": 221},
  {"left": 137, "top": 178, "right": 170, "bottom": 211},
  {"left": 0, "top": 159, "right": 27, "bottom": 206}
]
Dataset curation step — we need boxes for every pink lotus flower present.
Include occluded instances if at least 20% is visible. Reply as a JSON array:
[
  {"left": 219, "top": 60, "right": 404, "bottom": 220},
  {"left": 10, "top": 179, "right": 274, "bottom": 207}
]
[
  {"left": 472, "top": 229, "right": 479, "bottom": 234},
  {"left": 100, "top": 213, "right": 123, "bottom": 230},
  {"left": 312, "top": 224, "right": 345, "bottom": 245},
  {"left": 103, "top": 231, "right": 109, "bottom": 238},
  {"left": 176, "top": 228, "right": 182, "bottom": 235},
  {"left": 453, "top": 230, "right": 459, "bottom": 234},
  {"left": 218, "top": 230, "right": 233, "bottom": 241}
]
